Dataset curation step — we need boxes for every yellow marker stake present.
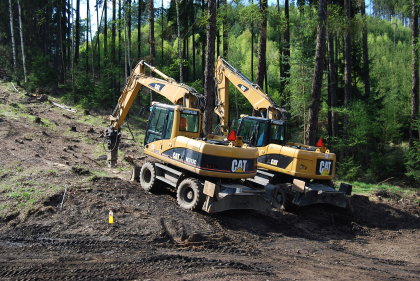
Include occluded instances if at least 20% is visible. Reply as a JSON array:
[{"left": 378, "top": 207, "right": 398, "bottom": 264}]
[{"left": 109, "top": 210, "right": 114, "bottom": 224}]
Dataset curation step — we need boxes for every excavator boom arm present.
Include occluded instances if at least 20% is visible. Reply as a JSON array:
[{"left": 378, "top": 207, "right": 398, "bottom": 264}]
[{"left": 215, "top": 57, "right": 286, "bottom": 134}]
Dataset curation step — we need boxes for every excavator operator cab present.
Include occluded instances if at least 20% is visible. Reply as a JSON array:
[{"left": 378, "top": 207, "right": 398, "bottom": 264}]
[
  {"left": 237, "top": 117, "right": 287, "bottom": 147},
  {"left": 144, "top": 103, "right": 201, "bottom": 145}
]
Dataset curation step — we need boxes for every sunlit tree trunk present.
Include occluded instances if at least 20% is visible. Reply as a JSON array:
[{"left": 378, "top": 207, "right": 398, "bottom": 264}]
[
  {"left": 306, "top": 0, "right": 327, "bottom": 146},
  {"left": 17, "top": 0, "right": 27, "bottom": 84},
  {"left": 96, "top": 0, "right": 101, "bottom": 73},
  {"left": 327, "top": 31, "right": 337, "bottom": 138},
  {"left": 8, "top": 0, "right": 17, "bottom": 74},
  {"left": 251, "top": 0, "right": 254, "bottom": 80},
  {"left": 127, "top": 0, "right": 132, "bottom": 70},
  {"left": 176, "top": 0, "right": 183, "bottom": 82},
  {"left": 149, "top": 0, "right": 156, "bottom": 104},
  {"left": 86, "top": 0, "right": 90, "bottom": 74},
  {"left": 344, "top": 0, "right": 352, "bottom": 105},
  {"left": 137, "top": 0, "right": 141, "bottom": 59},
  {"left": 104, "top": 0, "right": 108, "bottom": 60},
  {"left": 203, "top": 0, "right": 216, "bottom": 135},
  {"left": 280, "top": 0, "right": 290, "bottom": 98},
  {"left": 361, "top": 0, "right": 370, "bottom": 97}
]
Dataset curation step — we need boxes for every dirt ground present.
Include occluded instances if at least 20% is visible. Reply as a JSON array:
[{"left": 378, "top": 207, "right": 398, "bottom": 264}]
[{"left": 0, "top": 81, "right": 419, "bottom": 280}]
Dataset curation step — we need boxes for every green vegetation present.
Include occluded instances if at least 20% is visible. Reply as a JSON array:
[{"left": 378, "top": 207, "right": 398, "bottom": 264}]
[{"left": 349, "top": 181, "right": 418, "bottom": 199}]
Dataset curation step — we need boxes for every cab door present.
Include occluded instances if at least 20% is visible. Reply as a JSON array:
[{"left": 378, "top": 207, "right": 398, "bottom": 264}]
[{"left": 144, "top": 106, "right": 174, "bottom": 146}]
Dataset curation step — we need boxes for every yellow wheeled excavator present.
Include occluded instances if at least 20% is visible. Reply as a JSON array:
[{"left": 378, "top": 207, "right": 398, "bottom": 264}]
[
  {"left": 104, "top": 60, "right": 282, "bottom": 213},
  {"left": 214, "top": 57, "right": 352, "bottom": 210}
]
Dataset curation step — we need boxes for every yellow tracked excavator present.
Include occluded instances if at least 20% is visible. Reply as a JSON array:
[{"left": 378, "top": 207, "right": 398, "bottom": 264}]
[
  {"left": 214, "top": 57, "right": 352, "bottom": 210},
  {"left": 104, "top": 61, "right": 283, "bottom": 213}
]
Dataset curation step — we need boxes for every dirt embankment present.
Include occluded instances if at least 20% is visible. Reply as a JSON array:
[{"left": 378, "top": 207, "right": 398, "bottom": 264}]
[{"left": 0, "top": 81, "right": 419, "bottom": 280}]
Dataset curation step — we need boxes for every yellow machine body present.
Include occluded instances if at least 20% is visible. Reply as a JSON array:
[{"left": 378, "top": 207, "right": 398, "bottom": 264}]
[{"left": 143, "top": 104, "right": 257, "bottom": 179}]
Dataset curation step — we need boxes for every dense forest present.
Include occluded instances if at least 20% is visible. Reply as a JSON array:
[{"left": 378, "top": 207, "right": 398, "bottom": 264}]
[{"left": 0, "top": 0, "right": 418, "bottom": 185}]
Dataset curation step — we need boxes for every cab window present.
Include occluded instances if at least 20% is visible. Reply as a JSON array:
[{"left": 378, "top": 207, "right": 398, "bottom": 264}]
[
  {"left": 179, "top": 110, "right": 199, "bottom": 133},
  {"left": 269, "top": 123, "right": 285, "bottom": 144},
  {"left": 237, "top": 118, "right": 255, "bottom": 144},
  {"left": 145, "top": 107, "right": 173, "bottom": 145}
]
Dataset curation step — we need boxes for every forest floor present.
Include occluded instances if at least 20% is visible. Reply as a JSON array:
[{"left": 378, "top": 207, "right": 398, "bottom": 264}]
[{"left": 0, "top": 80, "right": 419, "bottom": 280}]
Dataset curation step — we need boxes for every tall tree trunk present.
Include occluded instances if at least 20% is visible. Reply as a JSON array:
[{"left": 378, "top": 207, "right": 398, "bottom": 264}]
[
  {"left": 327, "top": 31, "right": 337, "bottom": 138},
  {"left": 127, "top": 0, "right": 132, "bottom": 68},
  {"left": 74, "top": 0, "right": 80, "bottom": 64},
  {"left": 86, "top": 0, "right": 90, "bottom": 74},
  {"left": 306, "top": 0, "right": 327, "bottom": 146},
  {"left": 17, "top": 0, "right": 27, "bottom": 84},
  {"left": 88, "top": 1, "right": 95, "bottom": 78},
  {"left": 361, "top": 0, "right": 370, "bottom": 96},
  {"left": 256, "top": 0, "right": 267, "bottom": 89},
  {"left": 410, "top": 0, "right": 419, "bottom": 146},
  {"left": 104, "top": 0, "right": 108, "bottom": 60},
  {"left": 201, "top": 0, "right": 206, "bottom": 83},
  {"left": 137, "top": 0, "right": 141, "bottom": 59},
  {"left": 112, "top": 0, "right": 116, "bottom": 94},
  {"left": 176, "top": 0, "right": 183, "bottom": 82},
  {"left": 96, "top": 0, "right": 101, "bottom": 73},
  {"left": 203, "top": 0, "right": 217, "bottom": 135},
  {"left": 8, "top": 0, "right": 17, "bottom": 74},
  {"left": 112, "top": 0, "right": 116, "bottom": 65},
  {"left": 67, "top": 1, "right": 71, "bottom": 68},
  {"left": 276, "top": 0, "right": 282, "bottom": 97},
  {"left": 216, "top": 0, "right": 220, "bottom": 57},
  {"left": 149, "top": 0, "right": 155, "bottom": 104},
  {"left": 191, "top": 0, "right": 196, "bottom": 80},
  {"left": 57, "top": 0, "right": 65, "bottom": 82},
  {"left": 161, "top": 0, "right": 164, "bottom": 63},
  {"left": 280, "top": 0, "right": 290, "bottom": 98},
  {"left": 222, "top": 0, "right": 228, "bottom": 58},
  {"left": 251, "top": 0, "right": 254, "bottom": 80},
  {"left": 344, "top": 0, "right": 352, "bottom": 105},
  {"left": 118, "top": 0, "right": 122, "bottom": 85}
]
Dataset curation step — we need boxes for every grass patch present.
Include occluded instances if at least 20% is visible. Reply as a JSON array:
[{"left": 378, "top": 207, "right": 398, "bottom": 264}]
[{"left": 348, "top": 181, "right": 417, "bottom": 197}]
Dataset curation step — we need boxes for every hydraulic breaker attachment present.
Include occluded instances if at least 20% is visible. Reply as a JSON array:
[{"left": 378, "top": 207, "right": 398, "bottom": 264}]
[{"left": 104, "top": 127, "right": 121, "bottom": 168}]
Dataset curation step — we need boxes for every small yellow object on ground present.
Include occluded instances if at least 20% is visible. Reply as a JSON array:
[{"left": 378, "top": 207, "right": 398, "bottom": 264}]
[{"left": 109, "top": 210, "right": 114, "bottom": 224}]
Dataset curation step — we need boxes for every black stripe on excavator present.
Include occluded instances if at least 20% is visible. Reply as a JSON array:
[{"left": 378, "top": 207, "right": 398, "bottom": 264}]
[
  {"left": 258, "top": 154, "right": 294, "bottom": 169},
  {"left": 162, "top": 148, "right": 256, "bottom": 174}
]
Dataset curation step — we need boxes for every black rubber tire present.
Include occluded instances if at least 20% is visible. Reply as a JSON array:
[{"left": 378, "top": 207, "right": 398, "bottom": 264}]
[
  {"left": 276, "top": 186, "right": 296, "bottom": 212},
  {"left": 139, "top": 162, "right": 161, "bottom": 193},
  {"left": 176, "top": 178, "right": 204, "bottom": 211}
]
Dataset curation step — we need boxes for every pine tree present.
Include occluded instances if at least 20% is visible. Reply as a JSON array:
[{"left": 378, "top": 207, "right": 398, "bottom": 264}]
[
  {"left": 306, "top": 0, "right": 327, "bottom": 145},
  {"left": 203, "top": 0, "right": 217, "bottom": 135},
  {"left": 256, "top": 0, "right": 267, "bottom": 89},
  {"left": 8, "top": 0, "right": 17, "bottom": 74}
]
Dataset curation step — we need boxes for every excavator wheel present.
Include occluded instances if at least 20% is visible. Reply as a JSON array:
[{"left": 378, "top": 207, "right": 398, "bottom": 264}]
[
  {"left": 140, "top": 162, "right": 161, "bottom": 193},
  {"left": 176, "top": 178, "right": 204, "bottom": 211},
  {"left": 275, "top": 186, "right": 296, "bottom": 212}
]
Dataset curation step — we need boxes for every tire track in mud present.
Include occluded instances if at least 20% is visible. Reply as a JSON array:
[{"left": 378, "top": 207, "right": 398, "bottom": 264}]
[{"left": 0, "top": 251, "right": 272, "bottom": 280}]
